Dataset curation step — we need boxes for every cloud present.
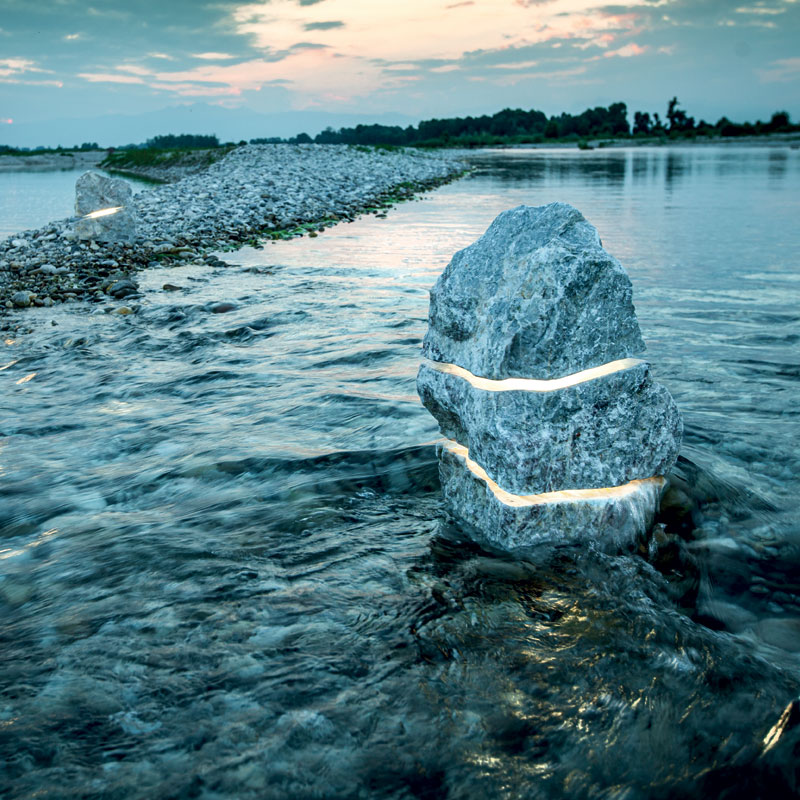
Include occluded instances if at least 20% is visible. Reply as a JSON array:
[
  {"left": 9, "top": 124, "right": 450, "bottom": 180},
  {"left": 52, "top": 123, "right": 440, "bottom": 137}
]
[
  {"left": 0, "top": 57, "right": 60, "bottom": 86},
  {"left": 447, "top": 2, "right": 475, "bottom": 8},
  {"left": 63, "top": 33, "right": 81, "bottom": 41},
  {"left": 603, "top": 42, "right": 646, "bottom": 57},
  {"left": 489, "top": 60, "right": 540, "bottom": 69},
  {"left": 192, "top": 52, "right": 238, "bottom": 60},
  {"left": 735, "top": 5, "right": 786, "bottom": 13},
  {"left": 758, "top": 56, "right": 800, "bottom": 82},
  {"left": 148, "top": 52, "right": 175, "bottom": 60},
  {"left": 78, "top": 72, "right": 146, "bottom": 84},
  {"left": 304, "top": 21, "right": 345, "bottom": 30},
  {"left": 0, "top": 118, "right": 13, "bottom": 124}
]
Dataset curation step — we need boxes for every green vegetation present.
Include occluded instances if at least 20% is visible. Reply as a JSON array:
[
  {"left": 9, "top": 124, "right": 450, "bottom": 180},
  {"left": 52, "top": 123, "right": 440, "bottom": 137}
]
[
  {"left": 245, "top": 100, "right": 799, "bottom": 149},
  {"left": 100, "top": 144, "right": 234, "bottom": 173}
]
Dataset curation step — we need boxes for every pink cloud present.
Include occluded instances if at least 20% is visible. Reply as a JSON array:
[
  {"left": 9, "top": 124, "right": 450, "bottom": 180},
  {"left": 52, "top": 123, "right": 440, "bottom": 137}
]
[
  {"left": 603, "top": 43, "right": 646, "bottom": 58},
  {"left": 0, "top": 118, "right": 12, "bottom": 124}
]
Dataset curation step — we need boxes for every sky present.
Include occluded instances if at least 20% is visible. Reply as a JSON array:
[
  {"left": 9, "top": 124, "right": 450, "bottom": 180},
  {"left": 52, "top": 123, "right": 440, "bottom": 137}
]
[{"left": 1, "top": 0, "right": 799, "bottom": 144}]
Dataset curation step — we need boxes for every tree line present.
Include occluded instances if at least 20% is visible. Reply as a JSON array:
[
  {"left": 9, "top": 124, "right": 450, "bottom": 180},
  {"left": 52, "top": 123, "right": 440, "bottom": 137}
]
[{"left": 253, "top": 99, "right": 797, "bottom": 148}]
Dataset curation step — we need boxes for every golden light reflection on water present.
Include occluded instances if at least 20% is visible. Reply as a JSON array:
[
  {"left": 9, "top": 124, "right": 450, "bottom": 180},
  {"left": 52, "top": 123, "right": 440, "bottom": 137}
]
[
  {"left": 14, "top": 372, "right": 36, "bottom": 385},
  {"left": 0, "top": 528, "right": 58, "bottom": 561},
  {"left": 0, "top": 359, "right": 18, "bottom": 371},
  {"left": 442, "top": 439, "right": 664, "bottom": 508},
  {"left": 423, "top": 357, "right": 645, "bottom": 393}
]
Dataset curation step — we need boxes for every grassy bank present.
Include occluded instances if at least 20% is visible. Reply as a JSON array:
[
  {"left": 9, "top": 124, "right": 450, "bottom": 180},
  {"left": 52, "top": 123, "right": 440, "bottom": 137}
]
[{"left": 99, "top": 146, "right": 235, "bottom": 182}]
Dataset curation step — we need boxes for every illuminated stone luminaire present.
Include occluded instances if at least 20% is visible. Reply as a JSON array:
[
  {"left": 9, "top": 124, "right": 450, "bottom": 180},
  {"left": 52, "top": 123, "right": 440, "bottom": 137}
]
[
  {"left": 417, "top": 203, "right": 682, "bottom": 552},
  {"left": 73, "top": 171, "right": 136, "bottom": 243}
]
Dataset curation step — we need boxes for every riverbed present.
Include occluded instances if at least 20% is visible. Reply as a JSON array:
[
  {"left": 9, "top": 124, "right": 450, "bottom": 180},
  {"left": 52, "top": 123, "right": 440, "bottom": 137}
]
[{"left": 1, "top": 145, "right": 799, "bottom": 798}]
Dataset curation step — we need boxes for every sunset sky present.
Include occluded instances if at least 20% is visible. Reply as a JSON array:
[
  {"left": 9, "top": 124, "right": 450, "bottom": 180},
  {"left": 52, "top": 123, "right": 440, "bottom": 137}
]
[{"left": 1, "top": 0, "right": 799, "bottom": 141}]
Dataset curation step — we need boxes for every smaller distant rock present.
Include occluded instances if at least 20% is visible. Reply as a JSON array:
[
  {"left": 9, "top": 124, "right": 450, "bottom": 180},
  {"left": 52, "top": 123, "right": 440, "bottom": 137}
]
[
  {"left": 162, "top": 284, "right": 182, "bottom": 291},
  {"left": 75, "top": 171, "right": 133, "bottom": 216},
  {"left": 74, "top": 171, "right": 136, "bottom": 244}
]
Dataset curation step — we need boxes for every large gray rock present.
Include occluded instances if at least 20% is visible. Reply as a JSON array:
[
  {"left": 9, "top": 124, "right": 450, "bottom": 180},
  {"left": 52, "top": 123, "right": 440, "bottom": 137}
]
[
  {"left": 74, "top": 171, "right": 136, "bottom": 243},
  {"left": 418, "top": 358, "right": 682, "bottom": 495},
  {"left": 417, "top": 203, "right": 682, "bottom": 552},
  {"left": 422, "top": 203, "right": 645, "bottom": 380}
]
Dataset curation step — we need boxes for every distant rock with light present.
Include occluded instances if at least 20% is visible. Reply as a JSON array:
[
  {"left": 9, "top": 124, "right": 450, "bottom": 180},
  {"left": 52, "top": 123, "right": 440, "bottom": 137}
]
[
  {"left": 74, "top": 171, "right": 136, "bottom": 243},
  {"left": 418, "top": 203, "right": 682, "bottom": 552}
]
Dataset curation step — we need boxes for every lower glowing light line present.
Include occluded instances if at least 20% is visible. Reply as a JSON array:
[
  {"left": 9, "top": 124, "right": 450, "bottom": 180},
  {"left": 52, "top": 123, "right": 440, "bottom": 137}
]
[
  {"left": 422, "top": 357, "right": 645, "bottom": 392},
  {"left": 442, "top": 440, "right": 664, "bottom": 508}
]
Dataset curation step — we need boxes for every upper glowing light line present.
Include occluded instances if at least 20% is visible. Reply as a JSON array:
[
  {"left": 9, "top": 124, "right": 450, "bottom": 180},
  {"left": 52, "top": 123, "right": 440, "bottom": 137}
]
[
  {"left": 442, "top": 439, "right": 664, "bottom": 508},
  {"left": 422, "top": 357, "right": 645, "bottom": 392}
]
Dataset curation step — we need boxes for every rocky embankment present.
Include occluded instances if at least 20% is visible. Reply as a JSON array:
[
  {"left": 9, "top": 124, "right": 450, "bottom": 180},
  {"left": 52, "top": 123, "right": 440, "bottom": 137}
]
[
  {"left": 0, "top": 144, "right": 466, "bottom": 323},
  {"left": 0, "top": 150, "right": 106, "bottom": 172},
  {"left": 101, "top": 147, "right": 232, "bottom": 183}
]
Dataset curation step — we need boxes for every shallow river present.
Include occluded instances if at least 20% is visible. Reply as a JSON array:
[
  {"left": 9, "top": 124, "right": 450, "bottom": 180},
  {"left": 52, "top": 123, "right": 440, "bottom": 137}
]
[{"left": 2, "top": 146, "right": 800, "bottom": 799}]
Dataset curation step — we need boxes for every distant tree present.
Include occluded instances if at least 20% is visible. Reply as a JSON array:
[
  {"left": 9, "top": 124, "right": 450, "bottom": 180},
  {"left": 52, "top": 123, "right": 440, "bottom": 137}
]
[
  {"left": 633, "top": 111, "right": 652, "bottom": 136},
  {"left": 666, "top": 97, "right": 694, "bottom": 133},
  {"left": 250, "top": 137, "right": 283, "bottom": 144},
  {"left": 145, "top": 133, "right": 219, "bottom": 149},
  {"left": 767, "top": 110, "right": 790, "bottom": 132},
  {"left": 289, "top": 132, "right": 313, "bottom": 144}
]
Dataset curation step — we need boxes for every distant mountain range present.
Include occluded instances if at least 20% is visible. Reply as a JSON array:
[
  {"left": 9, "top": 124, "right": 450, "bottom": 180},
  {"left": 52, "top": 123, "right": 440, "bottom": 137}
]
[{"left": 0, "top": 103, "right": 419, "bottom": 149}]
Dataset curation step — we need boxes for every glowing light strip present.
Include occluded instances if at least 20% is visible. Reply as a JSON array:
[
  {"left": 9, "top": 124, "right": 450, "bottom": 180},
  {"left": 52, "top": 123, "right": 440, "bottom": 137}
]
[
  {"left": 442, "top": 439, "right": 664, "bottom": 509},
  {"left": 422, "top": 357, "right": 645, "bottom": 393},
  {"left": 83, "top": 206, "right": 123, "bottom": 219}
]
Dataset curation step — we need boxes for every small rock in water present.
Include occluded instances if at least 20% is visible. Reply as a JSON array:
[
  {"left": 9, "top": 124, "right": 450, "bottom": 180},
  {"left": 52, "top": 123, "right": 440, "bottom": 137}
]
[
  {"left": 209, "top": 301, "right": 237, "bottom": 314},
  {"left": 162, "top": 283, "right": 182, "bottom": 291},
  {"left": 108, "top": 279, "right": 138, "bottom": 299}
]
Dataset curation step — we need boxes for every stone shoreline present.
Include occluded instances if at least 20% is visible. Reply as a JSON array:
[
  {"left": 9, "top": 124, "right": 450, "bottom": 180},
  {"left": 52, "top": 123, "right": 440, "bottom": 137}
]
[{"left": 0, "top": 144, "right": 467, "bottom": 325}]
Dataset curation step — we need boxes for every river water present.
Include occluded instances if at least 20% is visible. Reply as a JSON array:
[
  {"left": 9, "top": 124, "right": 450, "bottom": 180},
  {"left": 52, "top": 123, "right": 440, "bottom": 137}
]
[{"left": 2, "top": 146, "right": 800, "bottom": 798}]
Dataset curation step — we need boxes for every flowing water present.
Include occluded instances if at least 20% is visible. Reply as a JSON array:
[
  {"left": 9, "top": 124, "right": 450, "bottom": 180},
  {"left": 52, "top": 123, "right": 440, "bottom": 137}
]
[{"left": 2, "top": 146, "right": 800, "bottom": 799}]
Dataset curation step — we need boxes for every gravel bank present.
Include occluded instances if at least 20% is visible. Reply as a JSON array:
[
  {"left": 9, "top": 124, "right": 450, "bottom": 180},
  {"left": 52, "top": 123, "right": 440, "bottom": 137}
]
[
  {"left": 0, "top": 144, "right": 466, "bottom": 324},
  {"left": 0, "top": 150, "right": 105, "bottom": 172}
]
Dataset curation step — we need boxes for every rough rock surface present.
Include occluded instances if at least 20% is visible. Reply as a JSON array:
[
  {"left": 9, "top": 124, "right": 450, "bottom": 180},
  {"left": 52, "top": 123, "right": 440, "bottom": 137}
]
[
  {"left": 422, "top": 203, "right": 645, "bottom": 380},
  {"left": 418, "top": 359, "right": 682, "bottom": 495},
  {"left": 74, "top": 171, "right": 133, "bottom": 216},
  {"left": 438, "top": 442, "right": 665, "bottom": 553},
  {"left": 74, "top": 171, "right": 136, "bottom": 243}
]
